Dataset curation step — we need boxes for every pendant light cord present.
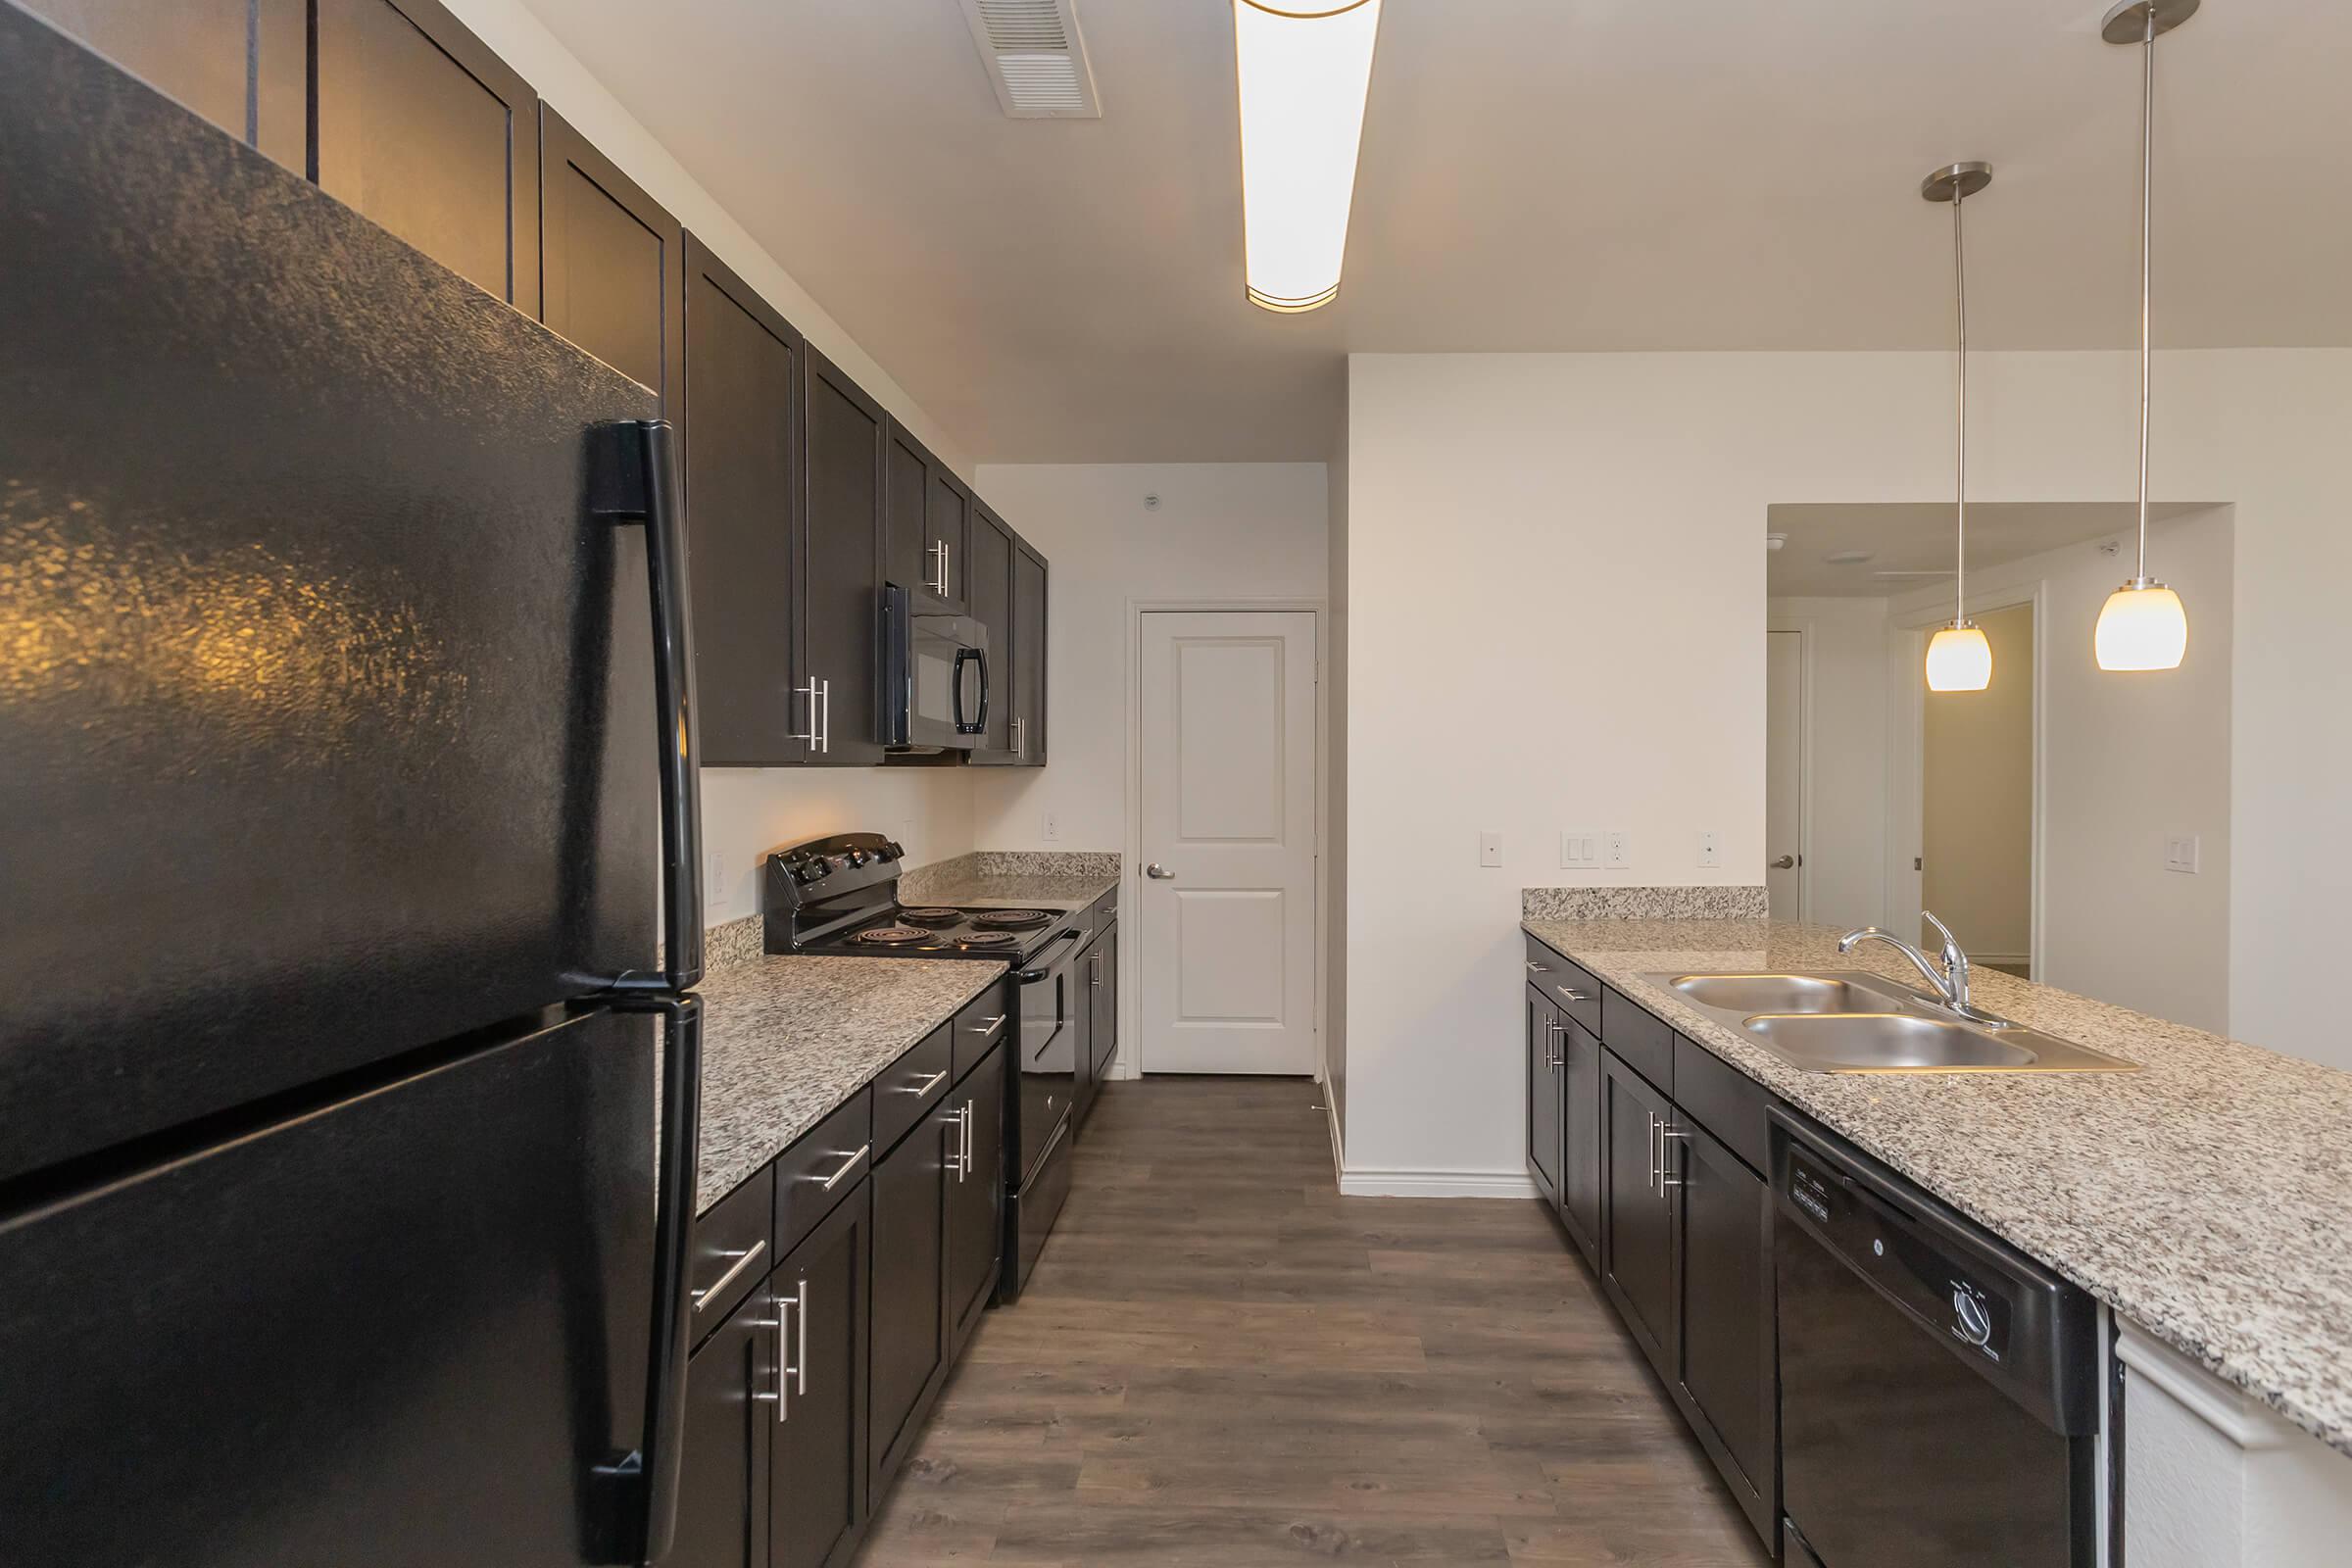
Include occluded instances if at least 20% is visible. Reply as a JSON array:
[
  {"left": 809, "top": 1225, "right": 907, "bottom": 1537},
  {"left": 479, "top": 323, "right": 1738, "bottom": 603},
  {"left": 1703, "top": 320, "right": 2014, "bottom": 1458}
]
[
  {"left": 1952, "top": 180, "right": 1968, "bottom": 625},
  {"left": 2135, "top": 7, "right": 2155, "bottom": 581}
]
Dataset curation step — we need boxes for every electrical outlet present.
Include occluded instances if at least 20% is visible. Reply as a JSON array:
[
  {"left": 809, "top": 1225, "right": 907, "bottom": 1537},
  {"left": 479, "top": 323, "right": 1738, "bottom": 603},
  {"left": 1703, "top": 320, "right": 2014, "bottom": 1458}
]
[
  {"left": 2164, "top": 833, "right": 2200, "bottom": 874},
  {"left": 1604, "top": 832, "right": 1632, "bottom": 869},
  {"left": 1043, "top": 810, "right": 1061, "bottom": 842},
  {"left": 1560, "top": 831, "right": 1600, "bottom": 869},
  {"left": 704, "top": 850, "right": 727, "bottom": 904},
  {"left": 1478, "top": 830, "right": 1503, "bottom": 868},
  {"left": 1696, "top": 831, "right": 1721, "bottom": 869}
]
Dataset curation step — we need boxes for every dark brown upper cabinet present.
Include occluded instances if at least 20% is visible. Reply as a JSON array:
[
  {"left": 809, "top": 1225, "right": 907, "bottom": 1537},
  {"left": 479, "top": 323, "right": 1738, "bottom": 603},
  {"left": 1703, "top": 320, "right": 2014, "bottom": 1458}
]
[
  {"left": 802, "top": 349, "right": 887, "bottom": 767},
  {"left": 19, "top": 0, "right": 306, "bottom": 171},
  {"left": 682, "top": 234, "right": 806, "bottom": 766},
  {"left": 1010, "top": 541, "right": 1050, "bottom": 766},
  {"left": 314, "top": 0, "right": 539, "bottom": 314},
  {"left": 539, "top": 105, "right": 681, "bottom": 413},
  {"left": 962, "top": 501, "right": 1015, "bottom": 760},
  {"left": 882, "top": 419, "right": 965, "bottom": 612}
]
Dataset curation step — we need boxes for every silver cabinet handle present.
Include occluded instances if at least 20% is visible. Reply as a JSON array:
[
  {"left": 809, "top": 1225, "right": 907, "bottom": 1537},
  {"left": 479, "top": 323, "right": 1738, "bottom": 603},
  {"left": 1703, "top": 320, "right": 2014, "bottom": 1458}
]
[
  {"left": 960, "top": 1101, "right": 975, "bottom": 1179},
  {"left": 965, "top": 1013, "right": 1006, "bottom": 1038},
  {"left": 1525, "top": 959, "right": 1548, "bottom": 973},
  {"left": 1551, "top": 1020, "right": 1565, "bottom": 1071},
  {"left": 899, "top": 1070, "right": 948, "bottom": 1097},
  {"left": 946, "top": 1098, "right": 965, "bottom": 1182},
  {"left": 753, "top": 1297, "right": 790, "bottom": 1422},
  {"left": 690, "top": 1238, "right": 766, "bottom": 1313},
  {"left": 926, "top": 539, "right": 943, "bottom": 595},
  {"left": 1659, "top": 1120, "right": 1687, "bottom": 1195},
  {"left": 1145, "top": 863, "right": 1174, "bottom": 880},
  {"left": 793, "top": 677, "right": 820, "bottom": 746},
  {"left": 814, "top": 1144, "right": 868, "bottom": 1191},
  {"left": 819, "top": 676, "right": 832, "bottom": 755},
  {"left": 793, "top": 1276, "right": 809, "bottom": 1396},
  {"left": 1091, "top": 953, "right": 1103, "bottom": 989},
  {"left": 943, "top": 539, "right": 952, "bottom": 597},
  {"left": 1555, "top": 985, "right": 1589, "bottom": 1004},
  {"left": 1645, "top": 1110, "right": 1659, "bottom": 1193}
]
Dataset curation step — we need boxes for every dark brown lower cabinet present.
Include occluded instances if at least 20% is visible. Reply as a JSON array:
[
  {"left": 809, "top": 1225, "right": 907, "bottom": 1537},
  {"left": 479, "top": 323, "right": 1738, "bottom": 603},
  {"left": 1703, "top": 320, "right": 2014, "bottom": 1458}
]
[
  {"left": 1558, "top": 1015, "right": 1603, "bottom": 1267},
  {"left": 771, "top": 1181, "right": 871, "bottom": 1568},
  {"left": 868, "top": 1105, "right": 950, "bottom": 1492},
  {"left": 947, "top": 1045, "right": 1005, "bottom": 1349},
  {"left": 1526, "top": 986, "right": 1564, "bottom": 1208},
  {"left": 1088, "top": 923, "right": 1118, "bottom": 1083},
  {"left": 1600, "top": 1049, "right": 1678, "bottom": 1380},
  {"left": 1669, "top": 1113, "right": 1777, "bottom": 1544},
  {"left": 673, "top": 1290, "right": 775, "bottom": 1568}
]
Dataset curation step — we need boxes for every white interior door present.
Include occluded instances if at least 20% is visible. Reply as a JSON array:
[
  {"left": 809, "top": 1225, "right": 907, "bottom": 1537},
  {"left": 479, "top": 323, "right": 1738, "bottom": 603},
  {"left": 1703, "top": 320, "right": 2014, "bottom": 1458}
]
[
  {"left": 1765, "top": 630, "right": 1804, "bottom": 919},
  {"left": 1137, "top": 611, "right": 1317, "bottom": 1075}
]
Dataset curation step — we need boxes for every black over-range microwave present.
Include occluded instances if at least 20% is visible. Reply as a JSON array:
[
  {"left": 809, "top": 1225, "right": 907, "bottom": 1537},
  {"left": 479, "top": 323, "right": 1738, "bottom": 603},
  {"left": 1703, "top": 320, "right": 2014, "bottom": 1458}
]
[{"left": 879, "top": 583, "right": 988, "bottom": 753}]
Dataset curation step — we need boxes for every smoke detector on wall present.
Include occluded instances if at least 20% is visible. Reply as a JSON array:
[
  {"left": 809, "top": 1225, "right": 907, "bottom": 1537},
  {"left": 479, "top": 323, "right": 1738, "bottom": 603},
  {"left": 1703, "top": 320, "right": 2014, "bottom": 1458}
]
[{"left": 959, "top": 0, "right": 1102, "bottom": 119}]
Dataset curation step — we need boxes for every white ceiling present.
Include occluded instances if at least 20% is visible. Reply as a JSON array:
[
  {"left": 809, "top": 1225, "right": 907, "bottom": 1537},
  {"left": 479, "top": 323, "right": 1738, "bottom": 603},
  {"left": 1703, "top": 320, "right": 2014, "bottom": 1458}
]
[
  {"left": 1765, "top": 500, "right": 2212, "bottom": 597},
  {"left": 523, "top": 0, "right": 2352, "bottom": 463}
]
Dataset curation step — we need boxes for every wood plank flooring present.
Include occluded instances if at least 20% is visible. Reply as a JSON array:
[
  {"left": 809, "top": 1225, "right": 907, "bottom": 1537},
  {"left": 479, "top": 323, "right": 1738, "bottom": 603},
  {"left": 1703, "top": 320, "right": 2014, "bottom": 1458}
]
[{"left": 856, "top": 1076, "right": 1772, "bottom": 1567}]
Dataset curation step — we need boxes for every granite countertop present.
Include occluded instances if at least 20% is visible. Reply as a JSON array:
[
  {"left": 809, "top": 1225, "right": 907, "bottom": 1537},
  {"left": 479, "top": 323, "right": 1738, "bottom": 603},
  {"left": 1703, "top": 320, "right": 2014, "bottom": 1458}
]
[
  {"left": 1522, "top": 914, "right": 2352, "bottom": 1458},
  {"left": 899, "top": 850, "right": 1120, "bottom": 912},
  {"left": 692, "top": 955, "right": 1004, "bottom": 1214}
]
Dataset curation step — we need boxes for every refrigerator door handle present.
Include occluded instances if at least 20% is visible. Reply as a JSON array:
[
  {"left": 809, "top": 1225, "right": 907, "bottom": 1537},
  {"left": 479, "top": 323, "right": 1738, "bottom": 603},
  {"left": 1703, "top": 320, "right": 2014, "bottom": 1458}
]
[
  {"left": 591, "top": 419, "right": 704, "bottom": 991},
  {"left": 601, "top": 991, "right": 702, "bottom": 1565}
]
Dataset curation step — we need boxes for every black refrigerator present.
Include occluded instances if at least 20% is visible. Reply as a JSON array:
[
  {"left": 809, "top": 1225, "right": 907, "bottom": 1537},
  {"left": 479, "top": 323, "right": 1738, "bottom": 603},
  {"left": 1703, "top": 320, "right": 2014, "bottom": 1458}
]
[{"left": 0, "top": 8, "right": 707, "bottom": 1564}]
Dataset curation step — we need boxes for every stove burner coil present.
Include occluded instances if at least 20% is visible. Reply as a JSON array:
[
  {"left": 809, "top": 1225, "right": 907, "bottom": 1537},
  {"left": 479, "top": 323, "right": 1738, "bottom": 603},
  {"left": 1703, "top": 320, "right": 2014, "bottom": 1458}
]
[
  {"left": 972, "top": 908, "right": 1052, "bottom": 930},
  {"left": 854, "top": 925, "right": 930, "bottom": 945},
  {"left": 954, "top": 931, "right": 1019, "bottom": 950},
  {"left": 898, "top": 907, "right": 963, "bottom": 927}
]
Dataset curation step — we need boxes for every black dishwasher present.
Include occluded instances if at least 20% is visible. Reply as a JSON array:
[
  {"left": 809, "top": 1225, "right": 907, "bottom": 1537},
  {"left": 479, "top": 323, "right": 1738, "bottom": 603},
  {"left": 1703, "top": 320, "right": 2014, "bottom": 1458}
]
[{"left": 1770, "top": 1109, "right": 2102, "bottom": 1568}]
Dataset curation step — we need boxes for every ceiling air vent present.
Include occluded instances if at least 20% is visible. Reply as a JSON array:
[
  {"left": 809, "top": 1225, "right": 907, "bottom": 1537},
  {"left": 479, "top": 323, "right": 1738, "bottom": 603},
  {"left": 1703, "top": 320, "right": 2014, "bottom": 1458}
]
[{"left": 958, "top": 0, "right": 1101, "bottom": 119}]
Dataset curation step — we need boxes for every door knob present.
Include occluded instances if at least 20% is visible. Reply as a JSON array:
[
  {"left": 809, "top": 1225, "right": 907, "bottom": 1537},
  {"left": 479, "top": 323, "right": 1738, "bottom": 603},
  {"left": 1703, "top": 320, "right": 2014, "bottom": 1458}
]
[
  {"left": 1771, "top": 855, "right": 1796, "bottom": 870},
  {"left": 1145, "top": 863, "right": 1175, "bottom": 880}
]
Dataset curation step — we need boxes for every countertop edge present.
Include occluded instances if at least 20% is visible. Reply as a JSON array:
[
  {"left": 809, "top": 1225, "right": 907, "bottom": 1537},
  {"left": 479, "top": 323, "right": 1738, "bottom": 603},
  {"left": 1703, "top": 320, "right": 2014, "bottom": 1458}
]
[{"left": 1519, "top": 918, "right": 2352, "bottom": 1462}]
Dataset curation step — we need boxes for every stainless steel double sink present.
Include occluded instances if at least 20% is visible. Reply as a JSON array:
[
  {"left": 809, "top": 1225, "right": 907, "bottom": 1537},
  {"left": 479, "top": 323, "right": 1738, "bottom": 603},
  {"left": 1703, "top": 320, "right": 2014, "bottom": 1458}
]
[{"left": 1639, "top": 970, "right": 2138, "bottom": 1074}]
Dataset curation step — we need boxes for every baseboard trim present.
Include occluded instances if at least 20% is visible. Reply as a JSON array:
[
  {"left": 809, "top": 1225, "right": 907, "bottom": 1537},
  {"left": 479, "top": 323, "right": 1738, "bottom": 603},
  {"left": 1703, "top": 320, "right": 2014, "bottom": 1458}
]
[
  {"left": 1337, "top": 1167, "right": 1542, "bottom": 1200},
  {"left": 1322, "top": 1091, "right": 1345, "bottom": 1186}
]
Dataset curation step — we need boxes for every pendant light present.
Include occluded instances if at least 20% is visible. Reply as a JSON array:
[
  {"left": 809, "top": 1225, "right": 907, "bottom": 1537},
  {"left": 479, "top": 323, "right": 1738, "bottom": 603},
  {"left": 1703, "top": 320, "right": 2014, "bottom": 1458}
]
[
  {"left": 1922, "top": 162, "right": 1994, "bottom": 693},
  {"left": 2093, "top": 0, "right": 2196, "bottom": 671}
]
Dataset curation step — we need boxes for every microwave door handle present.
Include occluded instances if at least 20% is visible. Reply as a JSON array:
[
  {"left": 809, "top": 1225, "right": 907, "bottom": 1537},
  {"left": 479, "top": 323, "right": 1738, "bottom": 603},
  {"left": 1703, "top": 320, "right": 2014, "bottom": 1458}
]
[
  {"left": 953, "top": 646, "right": 986, "bottom": 735},
  {"left": 970, "top": 646, "right": 989, "bottom": 735}
]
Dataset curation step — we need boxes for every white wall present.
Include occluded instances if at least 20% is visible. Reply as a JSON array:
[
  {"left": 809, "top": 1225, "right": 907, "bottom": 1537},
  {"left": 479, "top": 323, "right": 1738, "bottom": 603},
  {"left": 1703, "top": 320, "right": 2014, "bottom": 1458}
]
[
  {"left": 965, "top": 465, "right": 1330, "bottom": 857},
  {"left": 1890, "top": 508, "right": 2235, "bottom": 1031},
  {"left": 1767, "top": 597, "right": 1891, "bottom": 931},
  {"left": 1345, "top": 349, "right": 2352, "bottom": 1183},
  {"left": 440, "top": 0, "right": 981, "bottom": 922}
]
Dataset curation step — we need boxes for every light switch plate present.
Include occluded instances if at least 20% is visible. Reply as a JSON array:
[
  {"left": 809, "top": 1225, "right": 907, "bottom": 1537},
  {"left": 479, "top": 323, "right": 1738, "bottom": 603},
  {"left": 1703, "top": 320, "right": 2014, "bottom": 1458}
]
[
  {"left": 1043, "top": 810, "right": 1061, "bottom": 842},
  {"left": 1696, "top": 831, "right": 1721, "bottom": 868},
  {"left": 2165, "top": 833, "right": 2200, "bottom": 874},
  {"left": 1560, "top": 831, "right": 1600, "bottom": 869},
  {"left": 1605, "top": 831, "right": 1632, "bottom": 869},
  {"left": 1479, "top": 830, "right": 1503, "bottom": 868}
]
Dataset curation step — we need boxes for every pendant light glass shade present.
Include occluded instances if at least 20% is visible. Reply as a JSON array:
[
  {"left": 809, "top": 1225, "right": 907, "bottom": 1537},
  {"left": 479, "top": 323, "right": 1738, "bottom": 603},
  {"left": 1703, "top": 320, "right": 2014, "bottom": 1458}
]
[
  {"left": 1926, "top": 623, "right": 1994, "bottom": 692},
  {"left": 2094, "top": 581, "right": 2189, "bottom": 670}
]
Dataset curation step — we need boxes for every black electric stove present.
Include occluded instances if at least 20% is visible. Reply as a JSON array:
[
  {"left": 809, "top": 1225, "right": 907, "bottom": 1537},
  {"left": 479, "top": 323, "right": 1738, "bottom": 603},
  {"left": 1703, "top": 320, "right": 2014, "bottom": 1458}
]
[{"left": 761, "top": 832, "right": 1080, "bottom": 1299}]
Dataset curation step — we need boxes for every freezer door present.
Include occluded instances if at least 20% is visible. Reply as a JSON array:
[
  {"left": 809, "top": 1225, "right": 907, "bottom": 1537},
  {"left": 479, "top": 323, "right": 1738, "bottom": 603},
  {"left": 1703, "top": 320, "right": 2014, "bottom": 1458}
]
[
  {"left": 0, "top": 1004, "right": 660, "bottom": 1565},
  {"left": 0, "top": 8, "right": 664, "bottom": 1182}
]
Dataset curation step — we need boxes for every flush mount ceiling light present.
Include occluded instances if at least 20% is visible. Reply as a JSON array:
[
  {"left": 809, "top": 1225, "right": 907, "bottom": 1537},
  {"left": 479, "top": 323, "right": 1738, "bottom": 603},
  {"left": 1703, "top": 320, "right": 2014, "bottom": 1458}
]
[
  {"left": 1232, "top": 0, "right": 1382, "bottom": 314},
  {"left": 2094, "top": 0, "right": 2196, "bottom": 671},
  {"left": 1921, "top": 160, "right": 1995, "bottom": 693}
]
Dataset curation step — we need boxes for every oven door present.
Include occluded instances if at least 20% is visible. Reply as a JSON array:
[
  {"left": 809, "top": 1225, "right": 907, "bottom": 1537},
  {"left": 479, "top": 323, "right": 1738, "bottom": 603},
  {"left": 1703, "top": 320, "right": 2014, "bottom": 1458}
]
[
  {"left": 883, "top": 585, "right": 988, "bottom": 752},
  {"left": 1013, "top": 927, "right": 1081, "bottom": 1180}
]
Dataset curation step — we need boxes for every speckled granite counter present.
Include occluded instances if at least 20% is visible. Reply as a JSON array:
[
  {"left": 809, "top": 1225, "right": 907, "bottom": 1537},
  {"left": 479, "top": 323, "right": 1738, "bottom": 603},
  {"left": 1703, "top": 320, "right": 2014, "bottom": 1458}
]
[
  {"left": 1522, "top": 914, "right": 2352, "bottom": 1459},
  {"left": 693, "top": 955, "right": 1004, "bottom": 1214},
  {"left": 898, "top": 850, "right": 1119, "bottom": 911}
]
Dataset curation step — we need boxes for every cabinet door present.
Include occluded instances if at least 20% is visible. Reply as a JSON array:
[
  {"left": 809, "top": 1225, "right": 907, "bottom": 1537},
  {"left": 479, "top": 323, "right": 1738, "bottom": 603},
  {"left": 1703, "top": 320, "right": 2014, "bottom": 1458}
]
[
  {"left": 802, "top": 349, "right": 885, "bottom": 766},
  {"left": 883, "top": 420, "right": 932, "bottom": 599},
  {"left": 671, "top": 1288, "right": 775, "bottom": 1568},
  {"left": 21, "top": 0, "right": 306, "bottom": 170},
  {"left": 1089, "top": 924, "right": 1119, "bottom": 1081},
  {"left": 539, "top": 105, "right": 681, "bottom": 412},
  {"left": 1600, "top": 1051, "right": 1677, "bottom": 1381},
  {"left": 314, "top": 0, "right": 538, "bottom": 314},
  {"left": 1011, "top": 543, "right": 1049, "bottom": 765},
  {"left": 964, "top": 503, "right": 1015, "bottom": 760},
  {"left": 683, "top": 235, "right": 806, "bottom": 765},
  {"left": 1527, "top": 986, "right": 1562, "bottom": 1205},
  {"left": 1558, "top": 1015, "right": 1603, "bottom": 1267},
  {"left": 868, "top": 1105, "right": 949, "bottom": 1490},
  {"left": 770, "top": 1180, "right": 870, "bottom": 1568},
  {"left": 948, "top": 1044, "right": 1006, "bottom": 1348},
  {"left": 927, "top": 467, "right": 969, "bottom": 611},
  {"left": 1673, "top": 1115, "right": 1777, "bottom": 1544}
]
